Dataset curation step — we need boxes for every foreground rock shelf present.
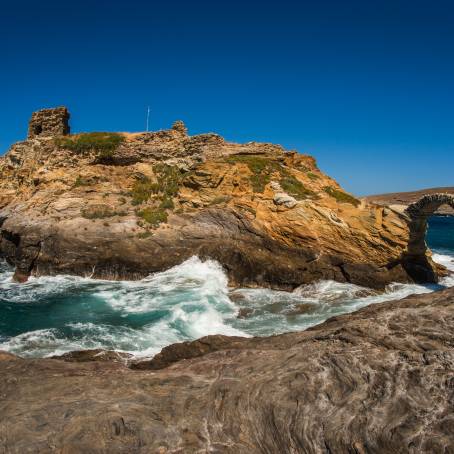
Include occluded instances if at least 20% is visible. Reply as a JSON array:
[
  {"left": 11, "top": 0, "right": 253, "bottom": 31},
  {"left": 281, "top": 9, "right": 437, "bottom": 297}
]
[{"left": 1, "top": 287, "right": 453, "bottom": 453}]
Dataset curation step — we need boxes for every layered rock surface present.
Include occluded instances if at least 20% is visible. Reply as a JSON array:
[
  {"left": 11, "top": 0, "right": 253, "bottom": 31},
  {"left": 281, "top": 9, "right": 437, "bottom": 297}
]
[
  {"left": 1, "top": 287, "right": 453, "bottom": 453},
  {"left": 0, "top": 108, "right": 440, "bottom": 287}
]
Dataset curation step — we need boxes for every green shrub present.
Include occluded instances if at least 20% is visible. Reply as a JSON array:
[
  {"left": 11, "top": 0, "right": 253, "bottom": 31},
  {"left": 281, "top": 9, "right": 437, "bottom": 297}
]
[
  {"left": 280, "top": 175, "right": 316, "bottom": 200},
  {"left": 307, "top": 172, "right": 319, "bottom": 181},
  {"left": 73, "top": 175, "right": 91, "bottom": 187},
  {"left": 137, "top": 207, "right": 168, "bottom": 227},
  {"left": 227, "top": 155, "right": 272, "bottom": 173},
  {"left": 249, "top": 173, "right": 269, "bottom": 193},
  {"left": 55, "top": 132, "right": 124, "bottom": 161},
  {"left": 130, "top": 165, "right": 183, "bottom": 206},
  {"left": 130, "top": 176, "right": 158, "bottom": 205},
  {"left": 240, "top": 205, "right": 257, "bottom": 216},
  {"left": 153, "top": 164, "right": 183, "bottom": 198},
  {"left": 324, "top": 187, "right": 360, "bottom": 207},
  {"left": 159, "top": 197, "right": 175, "bottom": 209},
  {"left": 227, "top": 155, "right": 282, "bottom": 193},
  {"left": 209, "top": 195, "right": 232, "bottom": 205},
  {"left": 137, "top": 231, "right": 153, "bottom": 239},
  {"left": 81, "top": 205, "right": 114, "bottom": 219},
  {"left": 226, "top": 154, "right": 319, "bottom": 198},
  {"left": 81, "top": 204, "right": 127, "bottom": 219}
]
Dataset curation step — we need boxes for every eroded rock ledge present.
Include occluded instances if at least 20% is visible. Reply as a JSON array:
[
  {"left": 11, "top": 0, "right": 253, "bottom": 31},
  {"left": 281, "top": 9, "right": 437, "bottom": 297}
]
[{"left": 1, "top": 288, "right": 453, "bottom": 453}]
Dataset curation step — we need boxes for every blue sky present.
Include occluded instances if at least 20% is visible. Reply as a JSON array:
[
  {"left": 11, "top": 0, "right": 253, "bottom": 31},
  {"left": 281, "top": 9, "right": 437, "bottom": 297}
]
[{"left": 1, "top": 0, "right": 453, "bottom": 195}]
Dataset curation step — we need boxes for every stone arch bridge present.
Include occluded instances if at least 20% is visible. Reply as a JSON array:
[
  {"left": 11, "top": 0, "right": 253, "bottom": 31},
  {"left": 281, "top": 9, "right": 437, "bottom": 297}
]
[{"left": 403, "top": 193, "right": 454, "bottom": 282}]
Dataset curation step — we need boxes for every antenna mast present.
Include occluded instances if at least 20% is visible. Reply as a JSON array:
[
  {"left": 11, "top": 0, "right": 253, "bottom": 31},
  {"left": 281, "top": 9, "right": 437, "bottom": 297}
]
[{"left": 146, "top": 106, "right": 150, "bottom": 132}]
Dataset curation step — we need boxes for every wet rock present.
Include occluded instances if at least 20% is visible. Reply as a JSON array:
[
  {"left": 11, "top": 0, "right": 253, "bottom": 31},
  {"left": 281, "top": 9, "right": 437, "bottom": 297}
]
[
  {"left": 0, "top": 351, "right": 18, "bottom": 361},
  {"left": 286, "top": 302, "right": 316, "bottom": 315},
  {"left": 237, "top": 307, "right": 253, "bottom": 318},
  {"left": 130, "top": 335, "right": 247, "bottom": 370},
  {"left": 51, "top": 349, "right": 132, "bottom": 363}
]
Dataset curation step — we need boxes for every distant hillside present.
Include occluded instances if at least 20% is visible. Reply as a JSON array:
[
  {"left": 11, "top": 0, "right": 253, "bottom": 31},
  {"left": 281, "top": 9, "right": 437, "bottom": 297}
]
[{"left": 365, "top": 187, "right": 454, "bottom": 215}]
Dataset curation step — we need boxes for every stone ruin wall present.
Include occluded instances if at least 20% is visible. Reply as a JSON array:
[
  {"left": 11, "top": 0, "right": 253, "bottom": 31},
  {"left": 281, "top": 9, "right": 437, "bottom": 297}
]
[{"left": 27, "top": 107, "right": 70, "bottom": 139}]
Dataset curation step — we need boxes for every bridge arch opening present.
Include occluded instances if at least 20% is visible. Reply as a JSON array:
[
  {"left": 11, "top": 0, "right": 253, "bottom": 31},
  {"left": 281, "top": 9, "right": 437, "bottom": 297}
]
[{"left": 404, "top": 194, "right": 454, "bottom": 282}]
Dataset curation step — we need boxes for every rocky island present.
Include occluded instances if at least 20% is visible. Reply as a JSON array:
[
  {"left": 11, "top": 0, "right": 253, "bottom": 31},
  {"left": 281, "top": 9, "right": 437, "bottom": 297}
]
[{"left": 0, "top": 107, "right": 449, "bottom": 287}]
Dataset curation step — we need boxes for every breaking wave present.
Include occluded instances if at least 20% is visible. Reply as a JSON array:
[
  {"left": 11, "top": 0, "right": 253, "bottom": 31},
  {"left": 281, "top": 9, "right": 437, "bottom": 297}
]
[
  {"left": 0, "top": 257, "right": 246, "bottom": 358},
  {"left": 1, "top": 249, "right": 453, "bottom": 359}
]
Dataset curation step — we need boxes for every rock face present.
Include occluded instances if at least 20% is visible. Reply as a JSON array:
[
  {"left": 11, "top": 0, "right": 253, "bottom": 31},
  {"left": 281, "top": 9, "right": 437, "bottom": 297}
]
[
  {"left": 27, "top": 106, "right": 70, "bottom": 139},
  {"left": 0, "top": 107, "right": 442, "bottom": 288},
  {"left": 1, "top": 287, "right": 453, "bottom": 453}
]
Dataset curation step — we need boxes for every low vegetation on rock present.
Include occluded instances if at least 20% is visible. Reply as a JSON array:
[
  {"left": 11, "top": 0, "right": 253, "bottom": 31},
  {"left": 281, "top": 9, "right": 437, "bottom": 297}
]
[
  {"left": 226, "top": 154, "right": 315, "bottom": 199},
  {"left": 209, "top": 195, "right": 232, "bottom": 205},
  {"left": 130, "top": 176, "right": 156, "bottom": 205},
  {"left": 324, "top": 186, "right": 360, "bottom": 207},
  {"left": 137, "top": 206, "right": 168, "bottom": 227},
  {"left": 55, "top": 132, "right": 124, "bottom": 162},
  {"left": 280, "top": 174, "right": 316, "bottom": 200},
  {"left": 307, "top": 171, "right": 319, "bottom": 181},
  {"left": 130, "top": 165, "right": 183, "bottom": 227},
  {"left": 227, "top": 154, "right": 281, "bottom": 192},
  {"left": 73, "top": 175, "right": 91, "bottom": 187},
  {"left": 130, "top": 165, "right": 183, "bottom": 206},
  {"left": 81, "top": 204, "right": 125, "bottom": 219}
]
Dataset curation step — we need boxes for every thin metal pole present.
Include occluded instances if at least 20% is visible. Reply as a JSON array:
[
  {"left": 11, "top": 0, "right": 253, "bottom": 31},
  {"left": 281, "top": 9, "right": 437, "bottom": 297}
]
[{"left": 146, "top": 106, "right": 150, "bottom": 132}]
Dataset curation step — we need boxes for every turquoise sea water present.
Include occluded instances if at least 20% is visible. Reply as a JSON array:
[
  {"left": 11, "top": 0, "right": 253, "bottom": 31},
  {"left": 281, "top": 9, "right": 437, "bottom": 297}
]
[{"left": 1, "top": 216, "right": 453, "bottom": 358}]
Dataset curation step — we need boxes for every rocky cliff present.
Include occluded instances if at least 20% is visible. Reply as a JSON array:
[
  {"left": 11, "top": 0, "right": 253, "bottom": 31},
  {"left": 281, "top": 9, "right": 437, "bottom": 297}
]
[
  {"left": 1, "top": 287, "right": 453, "bottom": 453},
  {"left": 0, "top": 107, "right": 441, "bottom": 288}
]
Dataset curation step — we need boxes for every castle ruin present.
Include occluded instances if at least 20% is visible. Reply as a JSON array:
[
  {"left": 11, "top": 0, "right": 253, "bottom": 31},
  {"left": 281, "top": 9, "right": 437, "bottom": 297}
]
[{"left": 28, "top": 107, "right": 70, "bottom": 139}]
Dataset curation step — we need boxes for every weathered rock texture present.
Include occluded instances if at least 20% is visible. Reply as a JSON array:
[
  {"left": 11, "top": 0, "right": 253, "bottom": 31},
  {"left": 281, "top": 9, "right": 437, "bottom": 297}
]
[
  {"left": 1, "top": 287, "right": 453, "bottom": 453},
  {"left": 0, "top": 107, "right": 443, "bottom": 288},
  {"left": 27, "top": 106, "right": 70, "bottom": 139}
]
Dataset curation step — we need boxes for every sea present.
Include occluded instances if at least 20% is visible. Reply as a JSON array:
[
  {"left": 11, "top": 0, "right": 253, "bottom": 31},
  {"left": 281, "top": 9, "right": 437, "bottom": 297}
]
[{"left": 1, "top": 216, "right": 453, "bottom": 358}]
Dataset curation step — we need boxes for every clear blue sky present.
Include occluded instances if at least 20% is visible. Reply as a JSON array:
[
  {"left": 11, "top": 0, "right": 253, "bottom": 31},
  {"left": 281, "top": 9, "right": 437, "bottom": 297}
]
[{"left": 1, "top": 0, "right": 453, "bottom": 195}]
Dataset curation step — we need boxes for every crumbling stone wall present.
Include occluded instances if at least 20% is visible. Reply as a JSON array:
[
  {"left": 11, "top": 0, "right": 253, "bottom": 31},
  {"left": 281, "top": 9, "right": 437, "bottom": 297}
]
[
  {"left": 28, "top": 107, "right": 70, "bottom": 139},
  {"left": 406, "top": 193, "right": 454, "bottom": 218},
  {"left": 172, "top": 120, "right": 188, "bottom": 135}
]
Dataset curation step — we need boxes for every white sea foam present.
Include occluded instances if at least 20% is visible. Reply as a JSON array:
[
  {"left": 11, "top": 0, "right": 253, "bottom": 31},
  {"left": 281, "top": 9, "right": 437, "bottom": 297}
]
[
  {"left": 1, "top": 249, "right": 453, "bottom": 358},
  {"left": 432, "top": 252, "right": 454, "bottom": 287},
  {"left": 0, "top": 257, "right": 247, "bottom": 358},
  {"left": 293, "top": 280, "right": 375, "bottom": 301},
  {"left": 0, "top": 328, "right": 80, "bottom": 358}
]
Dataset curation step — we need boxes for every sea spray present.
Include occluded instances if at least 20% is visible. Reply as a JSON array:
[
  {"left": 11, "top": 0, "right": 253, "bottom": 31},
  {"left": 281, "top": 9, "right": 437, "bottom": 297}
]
[
  {"left": 0, "top": 257, "right": 246, "bottom": 358},
  {"left": 1, "top": 239, "right": 453, "bottom": 359}
]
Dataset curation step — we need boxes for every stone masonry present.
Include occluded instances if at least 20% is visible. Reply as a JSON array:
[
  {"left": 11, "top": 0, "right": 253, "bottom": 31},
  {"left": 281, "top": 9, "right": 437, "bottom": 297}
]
[{"left": 28, "top": 107, "right": 70, "bottom": 139}]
